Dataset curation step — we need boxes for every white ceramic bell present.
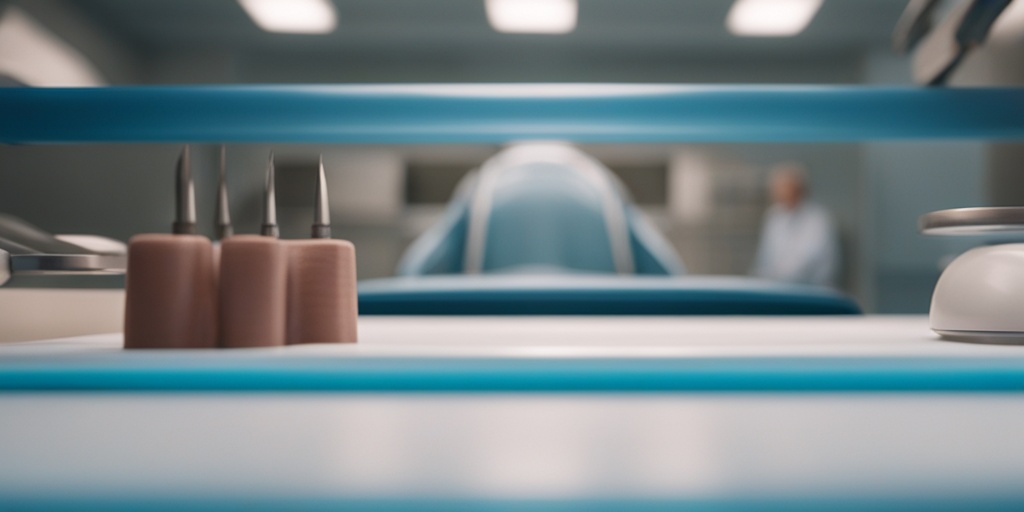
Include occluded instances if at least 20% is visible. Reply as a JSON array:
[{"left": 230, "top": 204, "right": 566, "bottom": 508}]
[{"left": 931, "top": 243, "right": 1024, "bottom": 344}]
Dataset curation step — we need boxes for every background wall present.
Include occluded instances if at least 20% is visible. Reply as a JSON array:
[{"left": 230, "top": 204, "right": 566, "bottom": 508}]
[{"left": 1, "top": 0, "right": 1021, "bottom": 315}]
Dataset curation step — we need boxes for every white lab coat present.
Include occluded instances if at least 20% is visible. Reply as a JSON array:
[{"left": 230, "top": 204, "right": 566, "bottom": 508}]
[{"left": 752, "top": 201, "right": 839, "bottom": 287}]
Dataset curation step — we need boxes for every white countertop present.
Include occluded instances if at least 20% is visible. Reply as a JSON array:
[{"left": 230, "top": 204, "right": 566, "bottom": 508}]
[
  {"left": 2, "top": 316, "right": 1024, "bottom": 505},
  {"left": 2, "top": 314, "right": 1017, "bottom": 358}
]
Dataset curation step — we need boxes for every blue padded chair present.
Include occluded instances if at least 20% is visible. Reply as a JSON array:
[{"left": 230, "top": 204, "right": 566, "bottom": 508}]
[{"left": 397, "top": 143, "right": 684, "bottom": 276}]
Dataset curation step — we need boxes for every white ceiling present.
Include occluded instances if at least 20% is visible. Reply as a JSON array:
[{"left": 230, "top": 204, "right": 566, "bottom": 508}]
[{"left": 63, "top": 0, "right": 910, "bottom": 84}]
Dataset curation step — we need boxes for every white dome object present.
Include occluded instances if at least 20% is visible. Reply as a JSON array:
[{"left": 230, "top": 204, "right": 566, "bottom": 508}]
[{"left": 931, "top": 243, "right": 1024, "bottom": 344}]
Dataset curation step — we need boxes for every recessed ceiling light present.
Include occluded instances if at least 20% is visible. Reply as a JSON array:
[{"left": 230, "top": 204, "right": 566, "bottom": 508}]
[
  {"left": 726, "top": 0, "right": 822, "bottom": 37},
  {"left": 485, "top": 0, "right": 578, "bottom": 34},
  {"left": 238, "top": 0, "right": 337, "bottom": 34},
  {"left": 0, "top": 7, "right": 106, "bottom": 86}
]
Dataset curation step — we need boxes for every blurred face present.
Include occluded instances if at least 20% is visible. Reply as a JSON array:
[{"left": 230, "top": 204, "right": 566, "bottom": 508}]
[{"left": 771, "top": 172, "right": 804, "bottom": 210}]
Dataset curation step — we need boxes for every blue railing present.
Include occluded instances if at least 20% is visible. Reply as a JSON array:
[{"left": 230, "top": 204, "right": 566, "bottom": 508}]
[
  {"left": 3, "top": 355, "right": 1024, "bottom": 392},
  {"left": 2, "top": 85, "right": 1023, "bottom": 143}
]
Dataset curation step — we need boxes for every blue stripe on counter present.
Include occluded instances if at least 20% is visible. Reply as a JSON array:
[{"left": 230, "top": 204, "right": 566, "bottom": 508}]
[
  {"left": 357, "top": 277, "right": 862, "bottom": 315},
  {"left": 2, "top": 85, "right": 1023, "bottom": 143},
  {"left": 0, "top": 496, "right": 1022, "bottom": 511},
  {"left": 3, "top": 355, "right": 1024, "bottom": 392}
]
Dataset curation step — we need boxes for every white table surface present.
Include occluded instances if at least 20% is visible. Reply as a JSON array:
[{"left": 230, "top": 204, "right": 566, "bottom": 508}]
[
  {"left": 3, "top": 314, "right": 1021, "bottom": 358},
  {"left": 3, "top": 315, "right": 1024, "bottom": 505}
]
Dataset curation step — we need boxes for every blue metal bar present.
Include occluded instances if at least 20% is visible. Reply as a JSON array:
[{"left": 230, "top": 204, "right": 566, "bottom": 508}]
[
  {"left": 4, "top": 356, "right": 1024, "bottom": 392},
  {"left": 2, "top": 85, "right": 1023, "bottom": 144},
  {"left": 2, "top": 496, "right": 1022, "bottom": 511},
  {"left": 357, "top": 276, "right": 862, "bottom": 315}
]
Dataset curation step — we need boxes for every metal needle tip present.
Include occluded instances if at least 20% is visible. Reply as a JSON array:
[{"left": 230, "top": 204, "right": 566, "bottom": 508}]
[
  {"left": 311, "top": 155, "right": 331, "bottom": 239},
  {"left": 172, "top": 145, "right": 197, "bottom": 235},
  {"left": 260, "top": 151, "right": 279, "bottom": 238},
  {"left": 215, "top": 145, "right": 233, "bottom": 240}
]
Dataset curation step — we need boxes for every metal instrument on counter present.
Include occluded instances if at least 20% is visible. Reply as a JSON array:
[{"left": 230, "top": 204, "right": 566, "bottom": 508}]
[
  {"left": 921, "top": 206, "right": 1024, "bottom": 344},
  {"left": 0, "top": 213, "right": 127, "bottom": 286}
]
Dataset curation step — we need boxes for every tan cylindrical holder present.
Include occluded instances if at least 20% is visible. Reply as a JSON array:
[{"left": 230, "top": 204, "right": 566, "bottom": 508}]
[
  {"left": 124, "top": 234, "right": 218, "bottom": 349},
  {"left": 219, "top": 235, "right": 287, "bottom": 348},
  {"left": 285, "top": 239, "right": 358, "bottom": 344}
]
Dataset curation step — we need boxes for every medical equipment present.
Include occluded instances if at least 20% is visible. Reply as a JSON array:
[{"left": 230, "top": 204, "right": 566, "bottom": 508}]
[
  {"left": 261, "top": 152, "right": 280, "bottom": 238},
  {"left": 219, "top": 151, "right": 286, "bottom": 348},
  {"left": 0, "top": 214, "right": 125, "bottom": 286},
  {"left": 215, "top": 145, "right": 233, "bottom": 240},
  {"left": 124, "top": 149, "right": 358, "bottom": 348},
  {"left": 921, "top": 206, "right": 1024, "bottom": 344},
  {"left": 311, "top": 155, "right": 331, "bottom": 239},
  {"left": 123, "top": 146, "right": 218, "bottom": 349},
  {"left": 894, "top": 0, "right": 1012, "bottom": 85},
  {"left": 220, "top": 234, "right": 288, "bottom": 348},
  {"left": 397, "top": 143, "right": 683, "bottom": 276},
  {"left": 283, "top": 158, "right": 359, "bottom": 344},
  {"left": 172, "top": 145, "right": 198, "bottom": 235},
  {"left": 373, "top": 142, "right": 855, "bottom": 315}
]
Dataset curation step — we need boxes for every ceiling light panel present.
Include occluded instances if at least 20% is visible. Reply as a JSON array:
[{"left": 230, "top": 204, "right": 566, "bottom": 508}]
[
  {"left": 485, "top": 0, "right": 578, "bottom": 34},
  {"left": 726, "top": 0, "right": 823, "bottom": 37},
  {"left": 238, "top": 0, "right": 337, "bottom": 34}
]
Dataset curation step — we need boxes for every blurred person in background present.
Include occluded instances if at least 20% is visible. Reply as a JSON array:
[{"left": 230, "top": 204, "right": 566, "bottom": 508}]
[{"left": 752, "top": 162, "right": 839, "bottom": 288}]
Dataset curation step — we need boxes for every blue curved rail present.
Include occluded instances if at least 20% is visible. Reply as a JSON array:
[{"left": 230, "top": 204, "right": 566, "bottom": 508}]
[
  {"left": 2, "top": 85, "right": 1023, "bottom": 143},
  {"left": 4, "top": 355, "right": 1024, "bottom": 392},
  {"left": 357, "top": 276, "right": 862, "bottom": 315}
]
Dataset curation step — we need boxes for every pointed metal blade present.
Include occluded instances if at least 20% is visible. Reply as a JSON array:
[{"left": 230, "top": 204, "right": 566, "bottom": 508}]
[
  {"left": 215, "top": 145, "right": 233, "bottom": 239},
  {"left": 261, "top": 151, "right": 279, "bottom": 238},
  {"left": 172, "top": 145, "right": 197, "bottom": 235},
  {"left": 312, "top": 155, "right": 331, "bottom": 239}
]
